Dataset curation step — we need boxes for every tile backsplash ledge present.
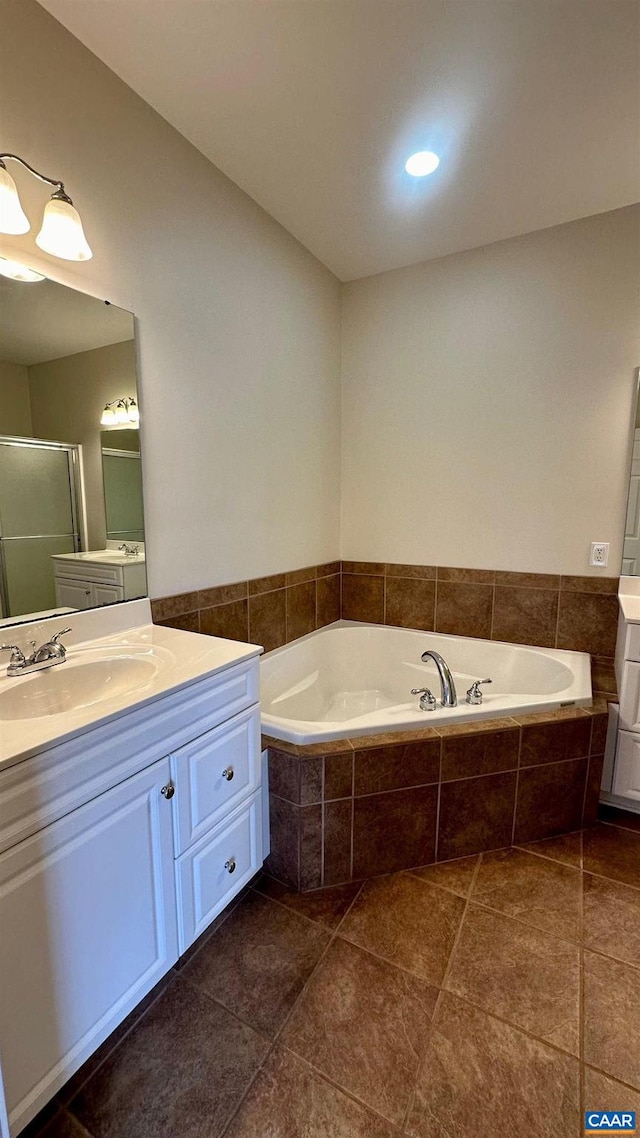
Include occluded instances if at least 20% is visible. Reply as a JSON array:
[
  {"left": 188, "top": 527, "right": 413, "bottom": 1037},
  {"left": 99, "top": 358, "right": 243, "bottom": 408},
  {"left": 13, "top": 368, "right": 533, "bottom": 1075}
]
[{"left": 151, "top": 561, "right": 619, "bottom": 696}]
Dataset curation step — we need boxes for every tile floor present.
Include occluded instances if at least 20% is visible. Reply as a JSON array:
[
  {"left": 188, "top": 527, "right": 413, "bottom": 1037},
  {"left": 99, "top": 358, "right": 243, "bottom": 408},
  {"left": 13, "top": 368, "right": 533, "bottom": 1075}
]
[{"left": 25, "top": 816, "right": 640, "bottom": 1138}]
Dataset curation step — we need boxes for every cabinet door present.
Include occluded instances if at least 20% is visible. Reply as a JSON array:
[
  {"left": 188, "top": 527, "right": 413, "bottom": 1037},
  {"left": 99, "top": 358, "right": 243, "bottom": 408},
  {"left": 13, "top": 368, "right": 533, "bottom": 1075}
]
[
  {"left": 171, "top": 706, "right": 261, "bottom": 855},
  {"left": 618, "top": 663, "right": 640, "bottom": 732},
  {"left": 93, "top": 582, "right": 125, "bottom": 606},
  {"left": 0, "top": 758, "right": 178, "bottom": 1137},
  {"left": 176, "top": 791, "right": 262, "bottom": 954},
  {"left": 54, "top": 578, "right": 93, "bottom": 610},
  {"left": 612, "top": 731, "right": 640, "bottom": 802}
]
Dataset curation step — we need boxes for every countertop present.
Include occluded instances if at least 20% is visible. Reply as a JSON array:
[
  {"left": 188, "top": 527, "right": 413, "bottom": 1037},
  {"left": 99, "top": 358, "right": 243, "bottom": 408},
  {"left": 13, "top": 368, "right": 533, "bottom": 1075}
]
[
  {"left": 51, "top": 550, "right": 146, "bottom": 567},
  {"left": 0, "top": 621, "right": 262, "bottom": 769},
  {"left": 619, "top": 593, "right": 640, "bottom": 624}
]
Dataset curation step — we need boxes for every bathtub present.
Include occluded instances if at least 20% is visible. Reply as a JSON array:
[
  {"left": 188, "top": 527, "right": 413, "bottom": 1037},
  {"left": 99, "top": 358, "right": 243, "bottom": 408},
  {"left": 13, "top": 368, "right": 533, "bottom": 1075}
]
[{"left": 260, "top": 620, "right": 592, "bottom": 744}]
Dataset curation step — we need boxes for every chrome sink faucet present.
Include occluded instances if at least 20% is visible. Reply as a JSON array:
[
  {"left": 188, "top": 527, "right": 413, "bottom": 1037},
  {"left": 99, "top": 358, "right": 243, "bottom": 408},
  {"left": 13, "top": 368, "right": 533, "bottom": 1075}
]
[
  {"left": 1, "top": 627, "right": 72, "bottom": 676},
  {"left": 118, "top": 543, "right": 139, "bottom": 556},
  {"left": 420, "top": 649, "right": 458, "bottom": 707}
]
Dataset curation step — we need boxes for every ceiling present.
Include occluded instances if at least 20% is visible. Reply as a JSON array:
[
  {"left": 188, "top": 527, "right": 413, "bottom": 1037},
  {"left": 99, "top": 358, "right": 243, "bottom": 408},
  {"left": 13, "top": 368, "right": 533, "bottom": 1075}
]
[
  {"left": 38, "top": 0, "right": 639, "bottom": 281},
  {"left": 0, "top": 276, "right": 133, "bottom": 365}
]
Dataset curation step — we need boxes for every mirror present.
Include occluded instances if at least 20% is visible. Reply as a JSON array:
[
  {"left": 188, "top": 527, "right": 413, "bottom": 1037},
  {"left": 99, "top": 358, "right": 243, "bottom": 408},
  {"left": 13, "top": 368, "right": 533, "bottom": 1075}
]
[
  {"left": 623, "top": 383, "right": 640, "bottom": 575},
  {"left": 0, "top": 274, "right": 147, "bottom": 626}
]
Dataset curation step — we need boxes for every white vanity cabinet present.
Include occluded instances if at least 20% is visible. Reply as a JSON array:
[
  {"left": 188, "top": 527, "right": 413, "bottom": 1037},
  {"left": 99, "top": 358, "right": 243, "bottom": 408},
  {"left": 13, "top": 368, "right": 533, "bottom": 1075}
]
[
  {"left": 605, "top": 595, "right": 640, "bottom": 810},
  {"left": 0, "top": 759, "right": 178, "bottom": 1134},
  {"left": 0, "top": 652, "right": 262, "bottom": 1137},
  {"left": 52, "top": 553, "right": 146, "bottom": 610}
]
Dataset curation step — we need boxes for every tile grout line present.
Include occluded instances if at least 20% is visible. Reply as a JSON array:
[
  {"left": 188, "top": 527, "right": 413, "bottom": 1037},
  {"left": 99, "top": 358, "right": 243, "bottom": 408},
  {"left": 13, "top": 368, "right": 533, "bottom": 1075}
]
[
  {"left": 554, "top": 585, "right": 562, "bottom": 650},
  {"left": 489, "top": 582, "right": 496, "bottom": 639},
  {"left": 278, "top": 1042, "right": 409, "bottom": 1134},
  {"left": 510, "top": 727, "right": 522, "bottom": 844},
  {"left": 579, "top": 846, "right": 586, "bottom": 1138},
  {"left": 401, "top": 852, "right": 484, "bottom": 1132},
  {"left": 320, "top": 759, "right": 326, "bottom": 885},
  {"left": 433, "top": 739, "right": 443, "bottom": 862}
]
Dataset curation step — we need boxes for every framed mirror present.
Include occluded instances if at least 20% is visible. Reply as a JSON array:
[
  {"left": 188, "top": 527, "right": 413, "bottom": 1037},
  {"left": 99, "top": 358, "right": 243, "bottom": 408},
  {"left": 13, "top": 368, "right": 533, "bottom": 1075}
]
[
  {"left": 0, "top": 274, "right": 147, "bottom": 626},
  {"left": 623, "top": 377, "right": 640, "bottom": 576}
]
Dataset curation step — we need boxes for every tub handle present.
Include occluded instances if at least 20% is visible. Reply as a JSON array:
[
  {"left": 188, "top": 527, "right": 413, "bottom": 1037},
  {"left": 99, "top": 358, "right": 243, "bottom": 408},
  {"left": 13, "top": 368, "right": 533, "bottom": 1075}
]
[
  {"left": 466, "top": 678, "right": 492, "bottom": 705},
  {"left": 411, "top": 687, "right": 437, "bottom": 711}
]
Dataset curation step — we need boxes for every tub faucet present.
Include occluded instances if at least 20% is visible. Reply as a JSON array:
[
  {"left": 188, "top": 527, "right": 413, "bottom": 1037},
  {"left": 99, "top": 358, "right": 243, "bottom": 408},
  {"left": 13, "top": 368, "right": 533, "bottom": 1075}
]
[{"left": 420, "top": 650, "right": 457, "bottom": 707}]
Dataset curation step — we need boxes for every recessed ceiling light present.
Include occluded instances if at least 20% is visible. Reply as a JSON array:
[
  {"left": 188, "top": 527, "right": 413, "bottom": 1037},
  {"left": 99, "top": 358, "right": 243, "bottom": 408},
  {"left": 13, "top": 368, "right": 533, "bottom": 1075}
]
[
  {"left": 405, "top": 151, "right": 440, "bottom": 177},
  {"left": 0, "top": 256, "right": 45, "bottom": 282}
]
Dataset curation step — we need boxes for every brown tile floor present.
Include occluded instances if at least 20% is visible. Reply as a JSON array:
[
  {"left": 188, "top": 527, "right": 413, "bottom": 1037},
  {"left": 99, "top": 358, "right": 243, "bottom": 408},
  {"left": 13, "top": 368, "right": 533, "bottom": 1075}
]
[{"left": 25, "top": 817, "right": 640, "bottom": 1138}]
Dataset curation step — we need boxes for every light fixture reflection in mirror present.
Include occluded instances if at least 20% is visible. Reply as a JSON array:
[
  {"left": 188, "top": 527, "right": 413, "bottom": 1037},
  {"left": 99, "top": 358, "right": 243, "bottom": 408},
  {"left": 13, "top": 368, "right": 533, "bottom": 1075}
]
[
  {"left": 101, "top": 399, "right": 139, "bottom": 428},
  {"left": 0, "top": 274, "right": 145, "bottom": 626},
  {"left": 0, "top": 257, "right": 45, "bottom": 283}
]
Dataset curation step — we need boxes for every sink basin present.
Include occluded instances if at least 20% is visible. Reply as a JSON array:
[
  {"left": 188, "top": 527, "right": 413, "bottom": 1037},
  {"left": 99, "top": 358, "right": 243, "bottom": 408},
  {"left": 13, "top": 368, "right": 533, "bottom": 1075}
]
[{"left": 0, "top": 648, "right": 172, "bottom": 721}]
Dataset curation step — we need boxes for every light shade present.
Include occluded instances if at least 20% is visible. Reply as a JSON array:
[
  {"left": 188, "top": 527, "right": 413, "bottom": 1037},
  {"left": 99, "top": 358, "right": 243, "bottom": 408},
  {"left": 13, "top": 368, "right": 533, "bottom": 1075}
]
[
  {"left": 0, "top": 257, "right": 44, "bottom": 282},
  {"left": 127, "top": 399, "right": 140, "bottom": 425},
  {"left": 404, "top": 151, "right": 440, "bottom": 177},
  {"left": 35, "top": 195, "right": 92, "bottom": 261},
  {"left": 0, "top": 164, "right": 30, "bottom": 235},
  {"left": 100, "top": 406, "right": 117, "bottom": 427}
]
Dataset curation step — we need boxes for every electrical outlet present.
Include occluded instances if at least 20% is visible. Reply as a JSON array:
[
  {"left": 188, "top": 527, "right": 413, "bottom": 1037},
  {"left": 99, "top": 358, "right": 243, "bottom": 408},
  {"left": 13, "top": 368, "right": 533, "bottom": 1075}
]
[{"left": 590, "top": 542, "right": 609, "bottom": 567}]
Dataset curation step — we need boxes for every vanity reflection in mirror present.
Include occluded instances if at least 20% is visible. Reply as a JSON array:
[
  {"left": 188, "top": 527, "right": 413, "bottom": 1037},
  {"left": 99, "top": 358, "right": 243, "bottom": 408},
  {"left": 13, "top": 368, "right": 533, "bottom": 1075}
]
[
  {"left": 0, "top": 274, "right": 147, "bottom": 625},
  {"left": 623, "top": 379, "right": 640, "bottom": 576}
]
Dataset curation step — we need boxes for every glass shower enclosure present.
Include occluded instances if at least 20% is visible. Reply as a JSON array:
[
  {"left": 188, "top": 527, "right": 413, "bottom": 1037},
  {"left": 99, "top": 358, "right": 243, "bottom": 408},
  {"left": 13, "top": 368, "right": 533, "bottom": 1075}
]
[{"left": 0, "top": 437, "right": 81, "bottom": 621}]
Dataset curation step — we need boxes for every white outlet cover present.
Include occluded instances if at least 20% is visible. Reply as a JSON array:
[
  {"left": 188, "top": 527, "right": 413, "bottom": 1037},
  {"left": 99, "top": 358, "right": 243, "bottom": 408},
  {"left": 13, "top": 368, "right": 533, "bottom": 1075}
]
[{"left": 590, "top": 542, "right": 610, "bottom": 567}]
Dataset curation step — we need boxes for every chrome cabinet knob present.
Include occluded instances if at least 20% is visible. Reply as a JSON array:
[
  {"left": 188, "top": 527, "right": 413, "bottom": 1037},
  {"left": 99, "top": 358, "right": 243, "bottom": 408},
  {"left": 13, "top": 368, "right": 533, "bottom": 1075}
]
[
  {"left": 221, "top": 767, "right": 234, "bottom": 781},
  {"left": 224, "top": 857, "right": 236, "bottom": 874},
  {"left": 160, "top": 783, "right": 175, "bottom": 800}
]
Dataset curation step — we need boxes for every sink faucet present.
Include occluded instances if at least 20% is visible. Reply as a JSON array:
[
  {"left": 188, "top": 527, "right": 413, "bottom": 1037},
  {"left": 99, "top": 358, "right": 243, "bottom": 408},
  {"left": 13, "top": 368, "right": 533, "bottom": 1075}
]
[
  {"left": 118, "top": 543, "right": 139, "bottom": 556},
  {"left": 1, "top": 627, "right": 72, "bottom": 677},
  {"left": 420, "top": 649, "right": 457, "bottom": 707}
]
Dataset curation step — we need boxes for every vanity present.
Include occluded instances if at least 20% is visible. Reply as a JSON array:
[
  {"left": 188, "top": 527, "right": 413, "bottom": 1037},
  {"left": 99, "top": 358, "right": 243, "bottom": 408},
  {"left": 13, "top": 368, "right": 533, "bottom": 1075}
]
[
  {"left": 0, "top": 600, "right": 263, "bottom": 1137},
  {"left": 602, "top": 579, "right": 640, "bottom": 811},
  {"left": 52, "top": 548, "right": 147, "bottom": 610}
]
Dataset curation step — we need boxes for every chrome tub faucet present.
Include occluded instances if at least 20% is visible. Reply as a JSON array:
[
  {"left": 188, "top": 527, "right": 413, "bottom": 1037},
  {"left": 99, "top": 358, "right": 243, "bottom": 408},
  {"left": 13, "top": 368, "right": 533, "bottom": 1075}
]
[{"left": 420, "top": 649, "right": 458, "bottom": 707}]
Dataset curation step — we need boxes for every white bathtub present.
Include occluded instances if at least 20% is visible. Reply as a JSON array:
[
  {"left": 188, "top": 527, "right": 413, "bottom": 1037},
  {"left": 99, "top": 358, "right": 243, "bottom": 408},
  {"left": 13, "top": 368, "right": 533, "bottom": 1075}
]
[{"left": 260, "top": 620, "right": 593, "bottom": 744}]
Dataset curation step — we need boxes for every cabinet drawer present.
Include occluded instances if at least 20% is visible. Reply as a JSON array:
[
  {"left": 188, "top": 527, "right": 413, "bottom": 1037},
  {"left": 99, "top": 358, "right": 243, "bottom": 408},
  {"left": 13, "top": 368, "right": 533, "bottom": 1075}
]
[
  {"left": 0, "top": 659, "right": 259, "bottom": 856},
  {"left": 618, "top": 662, "right": 640, "bottom": 731},
  {"left": 171, "top": 706, "right": 261, "bottom": 856},
  {"left": 612, "top": 731, "right": 640, "bottom": 801},
  {"left": 175, "top": 791, "right": 262, "bottom": 953},
  {"left": 624, "top": 623, "right": 640, "bottom": 663},
  {"left": 53, "top": 560, "right": 124, "bottom": 585}
]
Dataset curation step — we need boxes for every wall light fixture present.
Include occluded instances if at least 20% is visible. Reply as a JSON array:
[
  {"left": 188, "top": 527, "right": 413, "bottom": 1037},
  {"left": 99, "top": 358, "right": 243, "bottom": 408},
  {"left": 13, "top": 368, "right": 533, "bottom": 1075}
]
[
  {"left": 0, "top": 153, "right": 92, "bottom": 261},
  {"left": 0, "top": 256, "right": 45, "bottom": 282},
  {"left": 100, "top": 399, "right": 140, "bottom": 428}
]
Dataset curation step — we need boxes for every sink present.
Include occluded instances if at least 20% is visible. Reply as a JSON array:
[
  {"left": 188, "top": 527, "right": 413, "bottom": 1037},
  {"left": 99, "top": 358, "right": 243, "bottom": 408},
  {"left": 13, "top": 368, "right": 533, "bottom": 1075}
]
[{"left": 0, "top": 647, "right": 173, "bottom": 721}]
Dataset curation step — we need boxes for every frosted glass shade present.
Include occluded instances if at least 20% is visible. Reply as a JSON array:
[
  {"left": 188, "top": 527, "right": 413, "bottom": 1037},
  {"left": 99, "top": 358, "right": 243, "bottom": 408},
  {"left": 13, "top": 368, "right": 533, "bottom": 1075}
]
[
  {"left": 35, "top": 196, "right": 92, "bottom": 261},
  {"left": 127, "top": 400, "right": 140, "bottom": 425},
  {"left": 100, "top": 406, "right": 117, "bottom": 427},
  {"left": 0, "top": 257, "right": 44, "bottom": 282},
  {"left": 0, "top": 165, "right": 30, "bottom": 235}
]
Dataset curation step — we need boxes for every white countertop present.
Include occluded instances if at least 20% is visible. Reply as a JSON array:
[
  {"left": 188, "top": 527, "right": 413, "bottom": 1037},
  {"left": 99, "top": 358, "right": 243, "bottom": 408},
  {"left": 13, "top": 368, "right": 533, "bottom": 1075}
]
[
  {"left": 0, "top": 602, "right": 262, "bottom": 769},
  {"left": 51, "top": 550, "right": 146, "bottom": 567},
  {"left": 618, "top": 593, "right": 640, "bottom": 624}
]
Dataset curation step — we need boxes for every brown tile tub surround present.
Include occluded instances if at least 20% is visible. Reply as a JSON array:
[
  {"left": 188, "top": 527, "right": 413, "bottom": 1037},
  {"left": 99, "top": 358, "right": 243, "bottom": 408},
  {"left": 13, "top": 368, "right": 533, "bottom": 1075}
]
[
  {"left": 340, "top": 562, "right": 619, "bottom": 695},
  {"left": 151, "top": 561, "right": 341, "bottom": 649},
  {"left": 264, "top": 702, "right": 609, "bottom": 891},
  {"left": 151, "top": 560, "right": 618, "bottom": 696}
]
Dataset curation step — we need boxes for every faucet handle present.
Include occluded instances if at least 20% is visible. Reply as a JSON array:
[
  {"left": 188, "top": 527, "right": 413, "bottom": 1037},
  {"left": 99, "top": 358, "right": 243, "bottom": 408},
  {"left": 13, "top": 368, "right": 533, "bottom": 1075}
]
[
  {"left": 49, "top": 627, "right": 72, "bottom": 645},
  {"left": 411, "top": 687, "right": 437, "bottom": 711},
  {"left": 466, "top": 678, "right": 492, "bottom": 705},
  {"left": 1, "top": 644, "right": 26, "bottom": 666}
]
